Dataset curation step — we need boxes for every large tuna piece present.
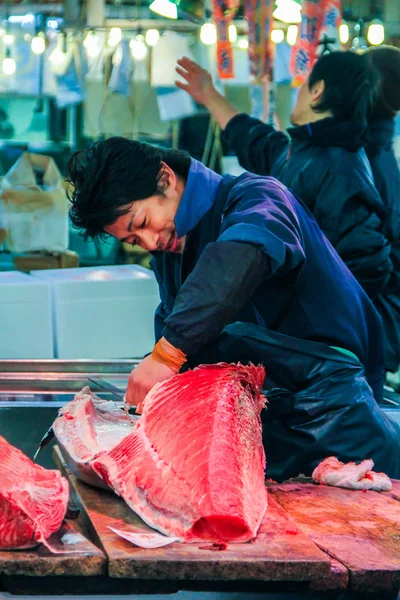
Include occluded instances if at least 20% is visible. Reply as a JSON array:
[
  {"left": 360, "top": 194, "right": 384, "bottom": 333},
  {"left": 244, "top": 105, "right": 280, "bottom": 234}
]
[
  {"left": 0, "top": 435, "right": 69, "bottom": 550},
  {"left": 92, "top": 363, "right": 268, "bottom": 543},
  {"left": 53, "top": 386, "right": 137, "bottom": 489}
]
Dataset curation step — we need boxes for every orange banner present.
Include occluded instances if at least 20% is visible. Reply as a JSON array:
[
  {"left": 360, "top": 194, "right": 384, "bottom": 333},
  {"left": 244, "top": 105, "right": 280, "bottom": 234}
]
[
  {"left": 244, "top": 0, "right": 274, "bottom": 84},
  {"left": 291, "top": 0, "right": 342, "bottom": 86},
  {"left": 212, "top": 0, "right": 240, "bottom": 79}
]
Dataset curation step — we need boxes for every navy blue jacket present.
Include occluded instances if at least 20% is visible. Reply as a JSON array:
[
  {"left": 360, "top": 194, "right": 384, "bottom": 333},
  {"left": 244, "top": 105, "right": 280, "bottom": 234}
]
[
  {"left": 151, "top": 173, "right": 384, "bottom": 392},
  {"left": 368, "top": 119, "right": 400, "bottom": 370},
  {"left": 222, "top": 114, "right": 392, "bottom": 300}
]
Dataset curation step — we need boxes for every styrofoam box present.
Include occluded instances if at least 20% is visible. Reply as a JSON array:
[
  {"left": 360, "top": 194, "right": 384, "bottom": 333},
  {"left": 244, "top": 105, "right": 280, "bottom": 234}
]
[
  {"left": 0, "top": 271, "right": 53, "bottom": 359},
  {"left": 31, "top": 265, "right": 160, "bottom": 359}
]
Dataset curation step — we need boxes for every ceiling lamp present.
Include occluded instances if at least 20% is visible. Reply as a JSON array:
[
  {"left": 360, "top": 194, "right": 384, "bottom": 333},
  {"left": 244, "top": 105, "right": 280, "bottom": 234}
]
[
  {"left": 271, "top": 29, "right": 284, "bottom": 43},
  {"left": 339, "top": 23, "right": 349, "bottom": 44},
  {"left": 273, "top": 0, "right": 302, "bottom": 24},
  {"left": 367, "top": 20, "right": 385, "bottom": 46},
  {"left": 2, "top": 48, "right": 15, "bottom": 75},
  {"left": 108, "top": 27, "right": 122, "bottom": 47},
  {"left": 84, "top": 31, "right": 102, "bottom": 58},
  {"left": 145, "top": 28, "right": 160, "bottom": 46},
  {"left": 31, "top": 33, "right": 46, "bottom": 54},
  {"left": 286, "top": 24, "right": 298, "bottom": 46},
  {"left": 150, "top": 0, "right": 204, "bottom": 22},
  {"left": 130, "top": 35, "right": 148, "bottom": 60},
  {"left": 228, "top": 24, "right": 237, "bottom": 43},
  {"left": 50, "top": 32, "right": 68, "bottom": 67},
  {"left": 149, "top": 0, "right": 177, "bottom": 19},
  {"left": 200, "top": 23, "right": 216, "bottom": 45}
]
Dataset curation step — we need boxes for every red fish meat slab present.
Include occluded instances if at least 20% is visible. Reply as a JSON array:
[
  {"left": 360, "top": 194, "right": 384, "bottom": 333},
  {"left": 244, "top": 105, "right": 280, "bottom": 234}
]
[
  {"left": 0, "top": 435, "right": 69, "bottom": 550},
  {"left": 53, "top": 386, "right": 137, "bottom": 489},
  {"left": 92, "top": 363, "right": 268, "bottom": 542}
]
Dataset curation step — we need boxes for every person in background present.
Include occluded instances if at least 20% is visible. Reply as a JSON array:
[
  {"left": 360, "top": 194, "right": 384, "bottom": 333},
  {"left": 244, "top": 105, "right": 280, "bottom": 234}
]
[
  {"left": 67, "top": 137, "right": 400, "bottom": 480},
  {"left": 175, "top": 52, "right": 392, "bottom": 302},
  {"left": 364, "top": 46, "right": 400, "bottom": 376}
]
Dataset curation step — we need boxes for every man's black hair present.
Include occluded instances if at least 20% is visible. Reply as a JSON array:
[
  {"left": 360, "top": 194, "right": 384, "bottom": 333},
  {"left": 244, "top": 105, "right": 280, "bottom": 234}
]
[
  {"left": 67, "top": 137, "right": 191, "bottom": 240},
  {"left": 366, "top": 46, "right": 400, "bottom": 121},
  {"left": 308, "top": 50, "right": 380, "bottom": 122}
]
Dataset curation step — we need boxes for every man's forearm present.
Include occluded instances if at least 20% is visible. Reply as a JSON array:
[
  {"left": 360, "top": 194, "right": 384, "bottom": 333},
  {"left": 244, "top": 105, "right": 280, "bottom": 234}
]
[
  {"left": 162, "top": 242, "right": 269, "bottom": 356},
  {"left": 204, "top": 89, "right": 240, "bottom": 131}
]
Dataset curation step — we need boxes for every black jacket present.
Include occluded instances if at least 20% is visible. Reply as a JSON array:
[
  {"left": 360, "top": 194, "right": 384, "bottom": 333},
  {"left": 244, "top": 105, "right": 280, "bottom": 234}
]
[
  {"left": 222, "top": 114, "right": 392, "bottom": 299},
  {"left": 367, "top": 119, "right": 400, "bottom": 370}
]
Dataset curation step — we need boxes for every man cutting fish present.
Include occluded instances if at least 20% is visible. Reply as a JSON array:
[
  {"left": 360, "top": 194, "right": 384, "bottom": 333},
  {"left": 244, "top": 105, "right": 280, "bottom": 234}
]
[{"left": 67, "top": 137, "right": 400, "bottom": 480}]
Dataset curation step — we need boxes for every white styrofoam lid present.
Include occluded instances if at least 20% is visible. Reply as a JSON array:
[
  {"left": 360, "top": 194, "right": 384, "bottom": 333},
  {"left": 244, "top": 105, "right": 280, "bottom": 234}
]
[
  {"left": 0, "top": 271, "right": 32, "bottom": 283},
  {"left": 0, "top": 270, "right": 51, "bottom": 304},
  {"left": 31, "top": 265, "right": 154, "bottom": 282},
  {"left": 30, "top": 264, "right": 160, "bottom": 300}
]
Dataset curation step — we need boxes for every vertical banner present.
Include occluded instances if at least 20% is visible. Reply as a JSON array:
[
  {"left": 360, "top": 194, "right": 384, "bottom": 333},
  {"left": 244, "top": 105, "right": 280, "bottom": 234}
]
[
  {"left": 244, "top": 0, "right": 274, "bottom": 120},
  {"left": 212, "top": 0, "right": 240, "bottom": 79},
  {"left": 291, "top": 0, "right": 342, "bottom": 87}
]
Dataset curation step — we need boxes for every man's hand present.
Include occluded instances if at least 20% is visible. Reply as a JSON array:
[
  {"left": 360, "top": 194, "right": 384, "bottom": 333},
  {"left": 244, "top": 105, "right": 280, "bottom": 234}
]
[
  {"left": 125, "top": 354, "right": 176, "bottom": 414},
  {"left": 175, "top": 57, "right": 216, "bottom": 106},
  {"left": 175, "top": 56, "right": 240, "bottom": 130}
]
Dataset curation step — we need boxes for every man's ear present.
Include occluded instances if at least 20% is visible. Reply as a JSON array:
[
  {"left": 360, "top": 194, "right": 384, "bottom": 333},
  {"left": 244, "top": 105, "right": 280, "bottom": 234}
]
[
  {"left": 158, "top": 161, "right": 177, "bottom": 193},
  {"left": 310, "top": 80, "right": 325, "bottom": 105}
]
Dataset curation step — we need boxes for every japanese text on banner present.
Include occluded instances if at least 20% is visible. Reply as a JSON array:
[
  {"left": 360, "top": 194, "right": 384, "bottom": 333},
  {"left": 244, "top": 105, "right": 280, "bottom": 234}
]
[
  {"left": 212, "top": 0, "right": 240, "bottom": 79},
  {"left": 291, "top": 0, "right": 342, "bottom": 87}
]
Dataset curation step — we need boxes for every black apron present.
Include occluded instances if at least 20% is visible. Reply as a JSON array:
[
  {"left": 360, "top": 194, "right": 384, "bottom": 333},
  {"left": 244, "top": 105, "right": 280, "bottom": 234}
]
[{"left": 187, "top": 322, "right": 400, "bottom": 481}]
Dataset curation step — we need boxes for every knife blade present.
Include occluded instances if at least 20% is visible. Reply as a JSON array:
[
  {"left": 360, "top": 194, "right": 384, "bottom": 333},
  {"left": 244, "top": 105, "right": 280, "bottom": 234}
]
[
  {"left": 88, "top": 378, "right": 138, "bottom": 414},
  {"left": 88, "top": 378, "right": 126, "bottom": 402},
  {"left": 33, "top": 425, "right": 55, "bottom": 461},
  {"left": 33, "top": 380, "right": 135, "bottom": 462}
]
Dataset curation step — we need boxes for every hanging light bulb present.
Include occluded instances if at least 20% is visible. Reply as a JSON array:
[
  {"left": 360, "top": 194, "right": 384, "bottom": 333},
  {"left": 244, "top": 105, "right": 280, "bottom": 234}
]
[
  {"left": 145, "top": 28, "right": 159, "bottom": 46},
  {"left": 200, "top": 23, "right": 217, "bottom": 45},
  {"left": 238, "top": 38, "right": 249, "bottom": 49},
  {"left": 286, "top": 24, "right": 298, "bottom": 46},
  {"left": 339, "top": 23, "right": 349, "bottom": 44},
  {"left": 31, "top": 33, "right": 46, "bottom": 54},
  {"left": 108, "top": 27, "right": 122, "bottom": 47},
  {"left": 273, "top": 0, "right": 302, "bottom": 24},
  {"left": 228, "top": 24, "right": 237, "bottom": 43},
  {"left": 130, "top": 34, "right": 148, "bottom": 60},
  {"left": 84, "top": 31, "right": 101, "bottom": 57},
  {"left": 149, "top": 0, "right": 177, "bottom": 19},
  {"left": 367, "top": 20, "right": 385, "bottom": 46},
  {"left": 49, "top": 33, "right": 68, "bottom": 67},
  {"left": 2, "top": 47, "right": 15, "bottom": 75},
  {"left": 271, "top": 29, "right": 284, "bottom": 43},
  {"left": 3, "top": 34, "right": 14, "bottom": 45}
]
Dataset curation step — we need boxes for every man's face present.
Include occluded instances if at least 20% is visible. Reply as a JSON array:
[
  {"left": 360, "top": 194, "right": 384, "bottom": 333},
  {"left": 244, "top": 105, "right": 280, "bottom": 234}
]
[
  {"left": 290, "top": 80, "right": 312, "bottom": 126},
  {"left": 290, "top": 77, "right": 325, "bottom": 126},
  {"left": 104, "top": 164, "right": 186, "bottom": 254}
]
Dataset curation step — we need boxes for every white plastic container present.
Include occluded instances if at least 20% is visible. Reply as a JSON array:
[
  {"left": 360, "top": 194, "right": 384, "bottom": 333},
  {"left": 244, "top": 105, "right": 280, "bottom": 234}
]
[
  {"left": 31, "top": 265, "right": 160, "bottom": 359},
  {"left": 0, "top": 271, "right": 53, "bottom": 359}
]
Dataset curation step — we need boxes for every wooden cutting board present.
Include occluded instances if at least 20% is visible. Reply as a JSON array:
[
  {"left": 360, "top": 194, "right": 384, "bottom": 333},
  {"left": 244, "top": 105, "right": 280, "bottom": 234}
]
[
  {"left": 0, "top": 514, "right": 105, "bottom": 577},
  {"left": 53, "top": 447, "right": 333, "bottom": 584},
  {"left": 269, "top": 481, "right": 400, "bottom": 595}
]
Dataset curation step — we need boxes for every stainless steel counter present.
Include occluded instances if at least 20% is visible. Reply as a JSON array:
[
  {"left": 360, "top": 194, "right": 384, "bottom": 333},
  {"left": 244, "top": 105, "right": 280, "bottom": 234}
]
[{"left": 0, "top": 359, "right": 139, "bottom": 468}]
